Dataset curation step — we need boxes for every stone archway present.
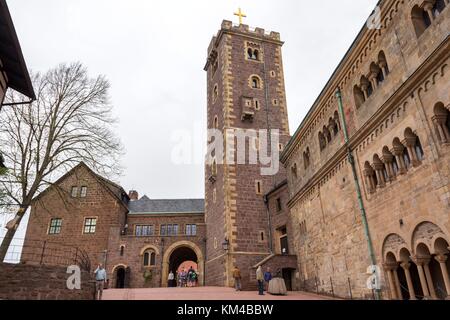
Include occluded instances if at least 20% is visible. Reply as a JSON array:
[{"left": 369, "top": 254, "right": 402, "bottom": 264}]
[
  {"left": 111, "top": 264, "right": 129, "bottom": 289},
  {"left": 161, "top": 241, "right": 204, "bottom": 288}
]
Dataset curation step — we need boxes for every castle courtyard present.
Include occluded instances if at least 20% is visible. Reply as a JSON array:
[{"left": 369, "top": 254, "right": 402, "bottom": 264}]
[{"left": 102, "top": 286, "right": 331, "bottom": 301}]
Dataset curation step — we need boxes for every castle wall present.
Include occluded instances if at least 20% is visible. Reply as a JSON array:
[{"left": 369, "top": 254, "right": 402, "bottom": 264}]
[{"left": 282, "top": 0, "right": 450, "bottom": 299}]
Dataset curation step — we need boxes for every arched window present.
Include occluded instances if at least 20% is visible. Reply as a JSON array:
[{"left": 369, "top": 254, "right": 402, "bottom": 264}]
[
  {"left": 253, "top": 49, "right": 259, "bottom": 61},
  {"left": 392, "top": 156, "right": 399, "bottom": 175},
  {"left": 318, "top": 132, "right": 326, "bottom": 151},
  {"left": 247, "top": 48, "right": 253, "bottom": 59},
  {"left": 323, "top": 126, "right": 332, "bottom": 143},
  {"left": 354, "top": 85, "right": 365, "bottom": 108},
  {"left": 120, "top": 245, "right": 125, "bottom": 257},
  {"left": 213, "top": 116, "right": 219, "bottom": 129},
  {"left": 411, "top": 5, "right": 431, "bottom": 38},
  {"left": 303, "top": 148, "right": 310, "bottom": 169},
  {"left": 360, "top": 76, "right": 373, "bottom": 98},
  {"left": 334, "top": 111, "right": 341, "bottom": 131},
  {"left": 364, "top": 162, "right": 377, "bottom": 193},
  {"left": 378, "top": 51, "right": 389, "bottom": 76},
  {"left": 251, "top": 76, "right": 261, "bottom": 89},
  {"left": 330, "top": 118, "right": 339, "bottom": 136},
  {"left": 370, "top": 62, "right": 383, "bottom": 86},
  {"left": 367, "top": 81, "right": 373, "bottom": 97},
  {"left": 143, "top": 250, "right": 156, "bottom": 267},
  {"left": 403, "top": 147, "right": 411, "bottom": 169},
  {"left": 291, "top": 163, "right": 298, "bottom": 178},
  {"left": 433, "top": 0, "right": 447, "bottom": 18},
  {"left": 415, "top": 136, "right": 425, "bottom": 161},
  {"left": 433, "top": 102, "right": 450, "bottom": 143},
  {"left": 447, "top": 109, "right": 450, "bottom": 134}
]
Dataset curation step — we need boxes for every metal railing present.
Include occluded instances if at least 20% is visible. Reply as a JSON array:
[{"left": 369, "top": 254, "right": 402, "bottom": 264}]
[
  {"left": 300, "top": 276, "right": 382, "bottom": 300},
  {"left": 2, "top": 238, "right": 91, "bottom": 272}
]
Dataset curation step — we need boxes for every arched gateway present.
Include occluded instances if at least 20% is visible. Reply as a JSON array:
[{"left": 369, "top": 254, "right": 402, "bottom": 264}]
[{"left": 162, "top": 241, "right": 205, "bottom": 287}]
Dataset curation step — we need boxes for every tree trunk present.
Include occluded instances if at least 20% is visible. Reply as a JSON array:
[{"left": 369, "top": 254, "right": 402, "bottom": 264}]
[{"left": 0, "top": 207, "right": 27, "bottom": 261}]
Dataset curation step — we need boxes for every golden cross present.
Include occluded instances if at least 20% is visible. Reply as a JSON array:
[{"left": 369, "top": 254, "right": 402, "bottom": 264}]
[{"left": 234, "top": 7, "right": 247, "bottom": 25}]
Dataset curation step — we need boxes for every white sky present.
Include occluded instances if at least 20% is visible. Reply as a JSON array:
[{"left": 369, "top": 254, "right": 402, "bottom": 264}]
[{"left": 7, "top": 0, "right": 378, "bottom": 200}]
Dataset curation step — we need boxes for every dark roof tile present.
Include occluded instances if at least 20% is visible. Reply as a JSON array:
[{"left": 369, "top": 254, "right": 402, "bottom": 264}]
[{"left": 128, "top": 197, "right": 204, "bottom": 214}]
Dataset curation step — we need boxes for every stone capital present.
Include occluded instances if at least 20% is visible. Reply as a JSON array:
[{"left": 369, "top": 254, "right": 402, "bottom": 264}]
[
  {"left": 383, "top": 262, "right": 398, "bottom": 272},
  {"left": 392, "top": 146, "right": 404, "bottom": 156},
  {"left": 432, "top": 114, "right": 448, "bottom": 125},
  {"left": 381, "top": 153, "right": 394, "bottom": 163},
  {"left": 422, "top": 1, "right": 434, "bottom": 12},
  {"left": 435, "top": 254, "right": 448, "bottom": 264},
  {"left": 400, "top": 262, "right": 411, "bottom": 270},
  {"left": 404, "top": 136, "right": 417, "bottom": 147},
  {"left": 413, "top": 256, "right": 431, "bottom": 266}
]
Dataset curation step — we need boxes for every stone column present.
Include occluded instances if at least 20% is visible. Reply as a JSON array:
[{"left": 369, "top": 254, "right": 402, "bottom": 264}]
[
  {"left": 432, "top": 115, "right": 450, "bottom": 143},
  {"left": 369, "top": 73, "right": 378, "bottom": 89},
  {"left": 392, "top": 146, "right": 407, "bottom": 175},
  {"left": 382, "top": 154, "right": 395, "bottom": 181},
  {"left": 414, "top": 257, "right": 431, "bottom": 299},
  {"left": 373, "top": 163, "right": 386, "bottom": 188},
  {"left": 435, "top": 254, "right": 450, "bottom": 298},
  {"left": 423, "top": 2, "right": 435, "bottom": 22},
  {"left": 423, "top": 261, "right": 438, "bottom": 299},
  {"left": 384, "top": 265, "right": 398, "bottom": 300},
  {"left": 364, "top": 168, "right": 376, "bottom": 193},
  {"left": 405, "top": 136, "right": 420, "bottom": 167},
  {"left": 401, "top": 262, "right": 417, "bottom": 300},
  {"left": 361, "top": 83, "right": 369, "bottom": 100},
  {"left": 393, "top": 267, "right": 404, "bottom": 300},
  {"left": 379, "top": 61, "right": 388, "bottom": 78}
]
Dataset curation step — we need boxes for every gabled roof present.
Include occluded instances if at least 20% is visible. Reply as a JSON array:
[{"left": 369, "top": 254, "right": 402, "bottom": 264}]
[
  {"left": 129, "top": 196, "right": 205, "bottom": 215},
  {"left": 32, "top": 162, "right": 129, "bottom": 210},
  {"left": 0, "top": 0, "right": 35, "bottom": 99}
]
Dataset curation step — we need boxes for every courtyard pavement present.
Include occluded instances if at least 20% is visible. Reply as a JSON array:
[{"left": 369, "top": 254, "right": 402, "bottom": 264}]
[{"left": 102, "top": 286, "right": 334, "bottom": 300}]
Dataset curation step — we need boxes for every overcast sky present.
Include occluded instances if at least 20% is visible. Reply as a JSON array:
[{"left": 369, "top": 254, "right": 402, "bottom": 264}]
[{"left": 7, "top": 0, "right": 378, "bottom": 200}]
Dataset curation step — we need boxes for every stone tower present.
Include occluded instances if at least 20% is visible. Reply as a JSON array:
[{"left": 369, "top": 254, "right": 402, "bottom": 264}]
[{"left": 204, "top": 20, "right": 290, "bottom": 289}]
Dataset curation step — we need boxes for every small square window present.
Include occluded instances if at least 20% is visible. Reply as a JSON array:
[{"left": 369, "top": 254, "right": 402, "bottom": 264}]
[
  {"left": 48, "top": 218, "right": 62, "bottom": 235},
  {"left": 186, "top": 224, "right": 197, "bottom": 236},
  {"left": 160, "top": 225, "right": 167, "bottom": 236},
  {"left": 80, "top": 186, "right": 88, "bottom": 198},
  {"left": 71, "top": 186, "right": 78, "bottom": 198},
  {"left": 83, "top": 218, "right": 97, "bottom": 234}
]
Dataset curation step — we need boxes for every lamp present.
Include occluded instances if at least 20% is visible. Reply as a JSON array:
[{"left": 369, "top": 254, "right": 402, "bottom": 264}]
[{"left": 222, "top": 238, "right": 230, "bottom": 251}]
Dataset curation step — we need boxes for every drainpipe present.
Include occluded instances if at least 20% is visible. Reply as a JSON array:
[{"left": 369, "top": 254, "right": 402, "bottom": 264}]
[
  {"left": 263, "top": 195, "right": 274, "bottom": 254},
  {"left": 335, "top": 87, "right": 381, "bottom": 300}
]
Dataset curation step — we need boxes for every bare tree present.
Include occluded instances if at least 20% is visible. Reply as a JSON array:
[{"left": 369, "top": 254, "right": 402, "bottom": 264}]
[{"left": 0, "top": 62, "right": 123, "bottom": 260}]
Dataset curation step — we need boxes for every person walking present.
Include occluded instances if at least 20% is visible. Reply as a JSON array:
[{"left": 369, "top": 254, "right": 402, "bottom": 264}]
[
  {"left": 94, "top": 263, "right": 107, "bottom": 300},
  {"left": 168, "top": 270, "right": 175, "bottom": 287},
  {"left": 187, "top": 267, "right": 195, "bottom": 287},
  {"left": 232, "top": 266, "right": 242, "bottom": 291},
  {"left": 190, "top": 269, "right": 198, "bottom": 287},
  {"left": 256, "top": 266, "right": 264, "bottom": 296},
  {"left": 264, "top": 267, "right": 273, "bottom": 292},
  {"left": 177, "top": 270, "right": 183, "bottom": 287},
  {"left": 181, "top": 269, "right": 188, "bottom": 287}
]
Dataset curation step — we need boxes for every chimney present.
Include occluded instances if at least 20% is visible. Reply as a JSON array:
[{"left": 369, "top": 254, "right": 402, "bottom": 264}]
[{"left": 129, "top": 190, "right": 139, "bottom": 201}]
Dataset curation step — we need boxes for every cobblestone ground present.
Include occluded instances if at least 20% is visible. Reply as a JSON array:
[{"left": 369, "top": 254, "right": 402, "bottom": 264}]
[{"left": 102, "top": 287, "right": 333, "bottom": 300}]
